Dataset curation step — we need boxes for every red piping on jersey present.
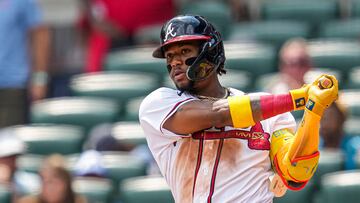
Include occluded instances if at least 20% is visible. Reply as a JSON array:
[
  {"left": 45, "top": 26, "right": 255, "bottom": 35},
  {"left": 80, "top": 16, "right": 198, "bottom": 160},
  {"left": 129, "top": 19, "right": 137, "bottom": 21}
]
[
  {"left": 192, "top": 137, "right": 204, "bottom": 198},
  {"left": 160, "top": 98, "right": 194, "bottom": 133},
  {"left": 207, "top": 139, "right": 224, "bottom": 203},
  {"left": 192, "top": 123, "right": 271, "bottom": 151}
]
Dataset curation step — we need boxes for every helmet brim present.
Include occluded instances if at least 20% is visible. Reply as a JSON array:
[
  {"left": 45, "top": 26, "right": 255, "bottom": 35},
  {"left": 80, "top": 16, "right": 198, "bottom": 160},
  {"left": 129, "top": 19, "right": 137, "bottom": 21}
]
[{"left": 152, "top": 35, "right": 211, "bottom": 58}]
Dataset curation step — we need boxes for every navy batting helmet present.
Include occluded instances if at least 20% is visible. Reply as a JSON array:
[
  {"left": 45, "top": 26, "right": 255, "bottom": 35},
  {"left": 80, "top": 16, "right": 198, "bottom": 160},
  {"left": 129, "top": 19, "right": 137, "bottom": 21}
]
[{"left": 153, "top": 15, "right": 226, "bottom": 81}]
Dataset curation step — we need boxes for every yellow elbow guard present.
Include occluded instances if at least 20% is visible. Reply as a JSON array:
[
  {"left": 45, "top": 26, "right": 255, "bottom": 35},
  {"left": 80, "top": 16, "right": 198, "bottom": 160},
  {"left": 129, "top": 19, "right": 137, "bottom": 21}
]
[
  {"left": 270, "top": 129, "right": 320, "bottom": 190},
  {"left": 274, "top": 148, "right": 319, "bottom": 190},
  {"left": 228, "top": 96, "right": 255, "bottom": 128}
]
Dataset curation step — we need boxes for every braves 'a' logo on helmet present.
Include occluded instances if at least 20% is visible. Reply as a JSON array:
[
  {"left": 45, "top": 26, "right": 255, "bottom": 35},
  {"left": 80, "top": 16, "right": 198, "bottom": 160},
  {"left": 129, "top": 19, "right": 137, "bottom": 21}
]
[{"left": 164, "top": 23, "right": 176, "bottom": 42}]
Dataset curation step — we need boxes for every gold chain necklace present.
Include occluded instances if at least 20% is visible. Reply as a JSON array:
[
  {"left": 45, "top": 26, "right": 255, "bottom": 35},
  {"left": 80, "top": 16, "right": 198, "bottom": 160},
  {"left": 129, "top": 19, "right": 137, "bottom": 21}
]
[{"left": 194, "top": 88, "right": 230, "bottom": 101}]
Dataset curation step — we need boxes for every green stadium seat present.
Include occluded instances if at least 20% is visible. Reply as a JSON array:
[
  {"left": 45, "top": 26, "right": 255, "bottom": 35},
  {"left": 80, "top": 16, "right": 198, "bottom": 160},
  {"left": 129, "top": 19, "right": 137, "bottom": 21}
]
[
  {"left": 339, "top": 90, "right": 360, "bottom": 117},
  {"left": 312, "top": 149, "right": 345, "bottom": 186},
  {"left": 105, "top": 46, "right": 167, "bottom": 77},
  {"left": 224, "top": 42, "right": 277, "bottom": 78},
  {"left": 133, "top": 24, "right": 162, "bottom": 45},
  {"left": 308, "top": 39, "right": 360, "bottom": 76},
  {"left": 254, "top": 72, "right": 279, "bottom": 92},
  {"left": 344, "top": 118, "right": 360, "bottom": 137},
  {"left": 9, "top": 124, "right": 84, "bottom": 155},
  {"left": 73, "top": 177, "right": 114, "bottom": 203},
  {"left": 17, "top": 154, "right": 45, "bottom": 174},
  {"left": 318, "top": 19, "right": 360, "bottom": 39},
  {"left": 70, "top": 71, "right": 158, "bottom": 102},
  {"left": 356, "top": 150, "right": 360, "bottom": 169},
  {"left": 303, "top": 68, "right": 343, "bottom": 88},
  {"left": 30, "top": 97, "right": 120, "bottom": 132},
  {"left": 261, "top": 0, "right": 339, "bottom": 27},
  {"left": 0, "top": 185, "right": 10, "bottom": 203},
  {"left": 112, "top": 122, "right": 146, "bottom": 147},
  {"left": 346, "top": 66, "right": 360, "bottom": 89},
  {"left": 180, "top": 1, "right": 233, "bottom": 39},
  {"left": 273, "top": 180, "right": 314, "bottom": 203},
  {"left": 101, "top": 152, "right": 147, "bottom": 183},
  {"left": 228, "top": 21, "right": 311, "bottom": 48},
  {"left": 314, "top": 170, "right": 360, "bottom": 203},
  {"left": 219, "top": 69, "right": 253, "bottom": 92},
  {"left": 119, "top": 175, "right": 174, "bottom": 203},
  {"left": 122, "top": 96, "right": 145, "bottom": 121},
  {"left": 353, "top": 0, "right": 360, "bottom": 17},
  {"left": 67, "top": 152, "right": 147, "bottom": 191},
  {"left": 255, "top": 68, "right": 341, "bottom": 92},
  {"left": 162, "top": 75, "right": 175, "bottom": 89}
]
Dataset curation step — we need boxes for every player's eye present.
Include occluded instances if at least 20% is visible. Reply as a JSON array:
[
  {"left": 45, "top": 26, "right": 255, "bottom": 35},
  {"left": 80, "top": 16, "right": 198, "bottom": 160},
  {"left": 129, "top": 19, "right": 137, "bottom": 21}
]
[
  {"left": 181, "top": 48, "right": 191, "bottom": 55},
  {"left": 166, "top": 54, "right": 173, "bottom": 62}
]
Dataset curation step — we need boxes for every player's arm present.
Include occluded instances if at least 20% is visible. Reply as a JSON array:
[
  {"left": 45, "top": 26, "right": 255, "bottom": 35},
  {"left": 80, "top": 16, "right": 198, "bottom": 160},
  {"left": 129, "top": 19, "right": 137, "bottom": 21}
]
[
  {"left": 163, "top": 99, "right": 232, "bottom": 135},
  {"left": 220, "top": 85, "right": 309, "bottom": 129},
  {"left": 164, "top": 75, "right": 331, "bottom": 135},
  {"left": 269, "top": 75, "right": 338, "bottom": 190},
  {"left": 30, "top": 25, "right": 50, "bottom": 101},
  {"left": 163, "top": 84, "right": 308, "bottom": 135}
]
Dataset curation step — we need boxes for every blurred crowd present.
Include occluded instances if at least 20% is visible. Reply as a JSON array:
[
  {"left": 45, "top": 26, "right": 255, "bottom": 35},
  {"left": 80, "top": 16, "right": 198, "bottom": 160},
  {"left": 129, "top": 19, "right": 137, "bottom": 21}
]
[{"left": 0, "top": 0, "right": 360, "bottom": 202}]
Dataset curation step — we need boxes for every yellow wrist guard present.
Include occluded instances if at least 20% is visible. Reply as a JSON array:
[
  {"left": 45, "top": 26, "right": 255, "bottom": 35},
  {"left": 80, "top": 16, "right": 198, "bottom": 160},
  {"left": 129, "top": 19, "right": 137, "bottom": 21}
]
[
  {"left": 289, "top": 85, "right": 308, "bottom": 111},
  {"left": 228, "top": 95, "right": 255, "bottom": 128}
]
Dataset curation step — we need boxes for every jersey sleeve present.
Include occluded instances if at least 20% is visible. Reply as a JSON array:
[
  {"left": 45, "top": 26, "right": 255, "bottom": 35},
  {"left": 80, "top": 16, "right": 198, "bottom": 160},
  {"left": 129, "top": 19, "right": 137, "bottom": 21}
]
[
  {"left": 139, "top": 87, "right": 196, "bottom": 138},
  {"left": 270, "top": 112, "right": 297, "bottom": 133}
]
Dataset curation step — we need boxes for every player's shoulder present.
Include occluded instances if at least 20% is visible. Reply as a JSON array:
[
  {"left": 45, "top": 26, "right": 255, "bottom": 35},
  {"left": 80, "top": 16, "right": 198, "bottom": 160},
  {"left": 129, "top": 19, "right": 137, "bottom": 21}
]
[
  {"left": 139, "top": 87, "right": 192, "bottom": 114},
  {"left": 142, "top": 87, "right": 179, "bottom": 102}
]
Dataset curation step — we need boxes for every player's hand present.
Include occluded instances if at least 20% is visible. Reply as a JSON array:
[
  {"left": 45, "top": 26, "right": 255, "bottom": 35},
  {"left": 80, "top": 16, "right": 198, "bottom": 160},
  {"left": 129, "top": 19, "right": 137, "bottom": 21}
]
[
  {"left": 306, "top": 74, "right": 338, "bottom": 116},
  {"left": 212, "top": 99, "right": 233, "bottom": 127}
]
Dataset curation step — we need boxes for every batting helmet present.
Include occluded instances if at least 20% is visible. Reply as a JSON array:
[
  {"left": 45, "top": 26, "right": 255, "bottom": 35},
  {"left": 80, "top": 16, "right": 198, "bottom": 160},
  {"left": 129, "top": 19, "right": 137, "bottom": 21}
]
[{"left": 152, "top": 15, "right": 226, "bottom": 81}]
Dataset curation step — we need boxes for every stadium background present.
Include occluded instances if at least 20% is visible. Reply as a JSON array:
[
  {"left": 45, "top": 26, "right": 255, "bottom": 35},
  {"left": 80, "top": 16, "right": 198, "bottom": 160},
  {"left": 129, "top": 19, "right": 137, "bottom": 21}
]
[{"left": 1, "top": 0, "right": 360, "bottom": 202}]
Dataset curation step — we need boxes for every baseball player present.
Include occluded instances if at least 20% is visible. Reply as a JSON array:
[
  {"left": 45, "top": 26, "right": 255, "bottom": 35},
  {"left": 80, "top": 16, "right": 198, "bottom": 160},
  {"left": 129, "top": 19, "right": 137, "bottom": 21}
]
[{"left": 139, "top": 15, "right": 338, "bottom": 203}]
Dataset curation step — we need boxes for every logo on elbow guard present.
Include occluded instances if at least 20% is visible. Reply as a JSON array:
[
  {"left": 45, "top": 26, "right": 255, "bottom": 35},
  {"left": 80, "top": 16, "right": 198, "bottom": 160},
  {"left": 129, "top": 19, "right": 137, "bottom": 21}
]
[
  {"left": 306, "top": 99, "right": 315, "bottom": 111},
  {"left": 295, "top": 97, "right": 306, "bottom": 108}
]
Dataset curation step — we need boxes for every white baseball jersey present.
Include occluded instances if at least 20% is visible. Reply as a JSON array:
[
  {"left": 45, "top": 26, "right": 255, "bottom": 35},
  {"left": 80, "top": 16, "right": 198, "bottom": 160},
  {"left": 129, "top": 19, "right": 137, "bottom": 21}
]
[{"left": 139, "top": 87, "right": 296, "bottom": 203}]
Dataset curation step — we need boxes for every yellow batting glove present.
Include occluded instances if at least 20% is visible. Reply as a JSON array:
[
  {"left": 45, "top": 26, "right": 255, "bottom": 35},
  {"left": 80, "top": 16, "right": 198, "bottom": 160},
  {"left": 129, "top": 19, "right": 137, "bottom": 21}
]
[{"left": 306, "top": 74, "right": 338, "bottom": 117}]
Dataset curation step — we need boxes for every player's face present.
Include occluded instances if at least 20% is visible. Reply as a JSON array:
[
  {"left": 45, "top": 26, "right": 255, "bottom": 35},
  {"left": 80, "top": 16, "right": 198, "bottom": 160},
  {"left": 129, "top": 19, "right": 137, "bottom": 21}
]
[{"left": 164, "top": 41, "right": 200, "bottom": 90}]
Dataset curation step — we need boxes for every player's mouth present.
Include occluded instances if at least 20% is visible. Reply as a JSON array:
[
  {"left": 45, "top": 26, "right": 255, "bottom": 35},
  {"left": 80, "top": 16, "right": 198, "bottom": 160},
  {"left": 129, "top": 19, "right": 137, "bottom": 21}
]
[{"left": 173, "top": 70, "right": 186, "bottom": 81}]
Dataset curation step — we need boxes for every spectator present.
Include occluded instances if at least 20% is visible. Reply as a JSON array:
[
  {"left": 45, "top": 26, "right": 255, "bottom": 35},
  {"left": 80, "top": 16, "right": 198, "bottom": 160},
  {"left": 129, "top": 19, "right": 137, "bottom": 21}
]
[
  {"left": 18, "top": 154, "right": 87, "bottom": 203},
  {"left": 78, "top": 0, "right": 175, "bottom": 73},
  {"left": 0, "top": 129, "right": 40, "bottom": 202},
  {"left": 320, "top": 102, "right": 347, "bottom": 149},
  {"left": 0, "top": 0, "right": 50, "bottom": 127},
  {"left": 73, "top": 150, "right": 107, "bottom": 178},
  {"left": 84, "top": 123, "right": 160, "bottom": 175},
  {"left": 319, "top": 101, "right": 360, "bottom": 170},
  {"left": 263, "top": 38, "right": 313, "bottom": 93}
]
